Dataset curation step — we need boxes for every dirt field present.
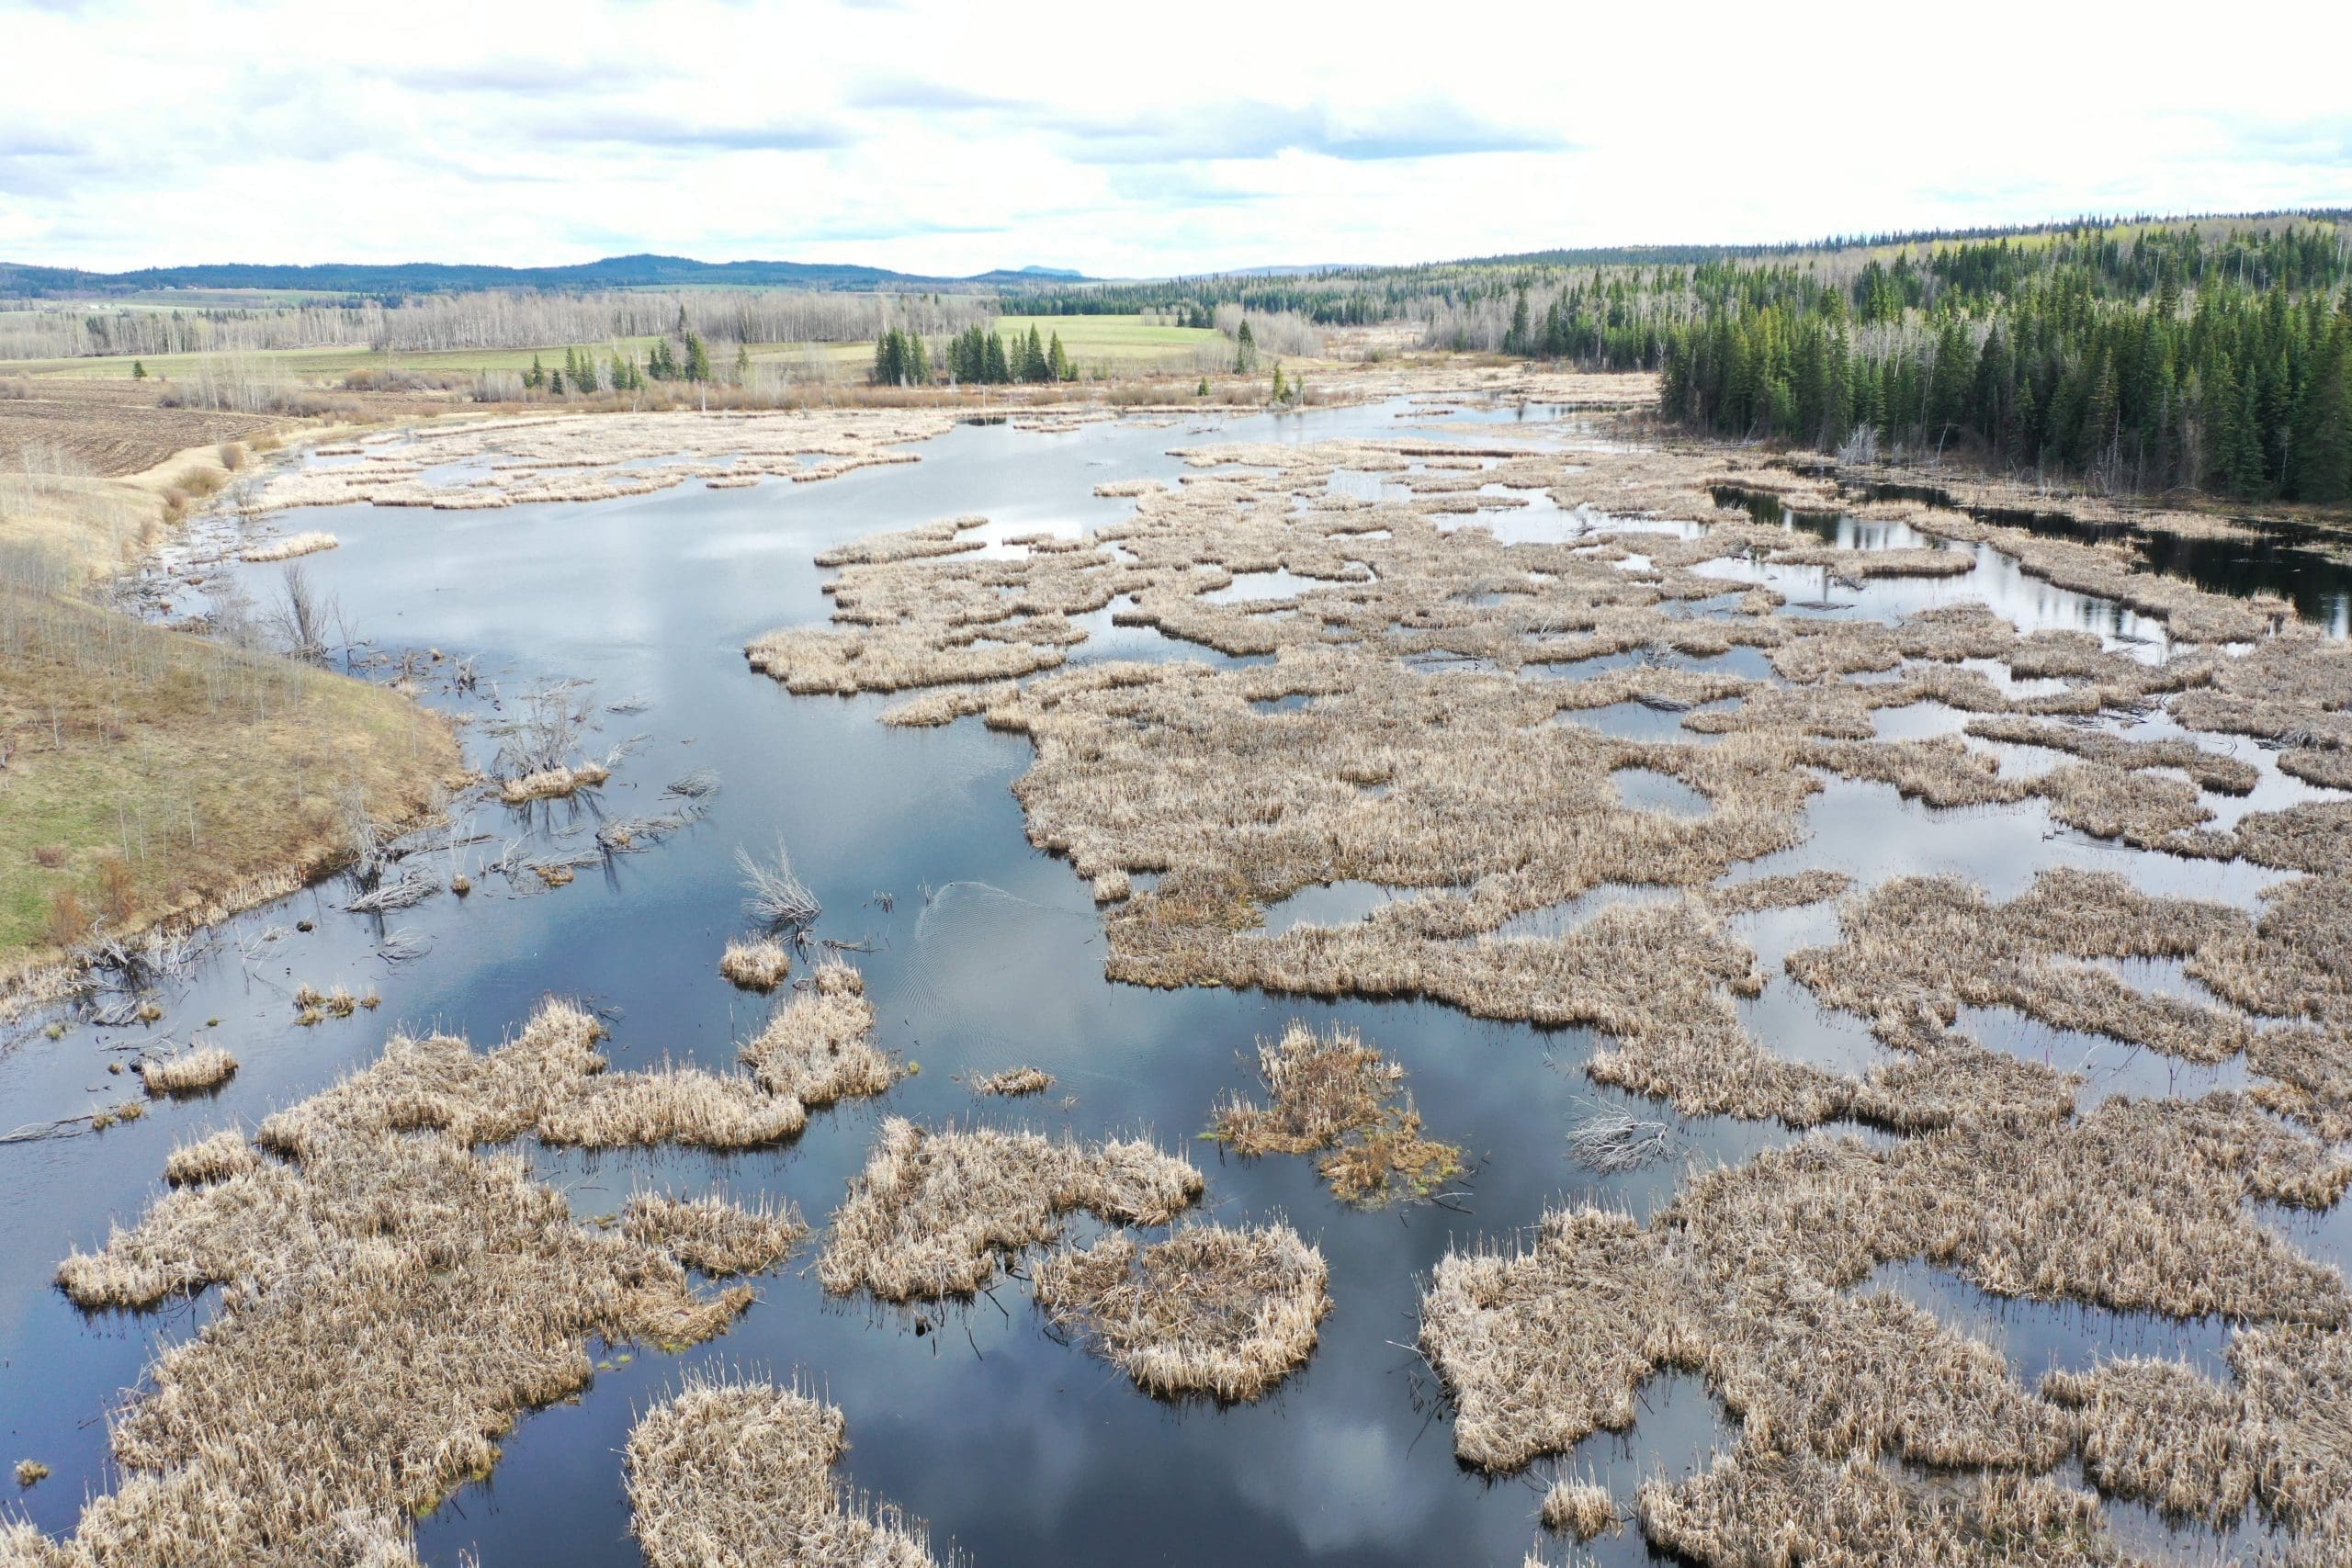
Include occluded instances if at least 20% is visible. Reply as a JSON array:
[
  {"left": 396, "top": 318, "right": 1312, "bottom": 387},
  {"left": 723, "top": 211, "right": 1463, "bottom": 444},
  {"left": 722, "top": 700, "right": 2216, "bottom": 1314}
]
[{"left": 0, "top": 379, "right": 288, "bottom": 479}]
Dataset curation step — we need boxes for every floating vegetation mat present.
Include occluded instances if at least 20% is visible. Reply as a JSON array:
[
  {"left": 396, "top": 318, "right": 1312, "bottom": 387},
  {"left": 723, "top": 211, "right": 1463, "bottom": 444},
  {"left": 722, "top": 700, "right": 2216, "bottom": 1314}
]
[{"left": 743, "top": 427, "right": 2352, "bottom": 1557}]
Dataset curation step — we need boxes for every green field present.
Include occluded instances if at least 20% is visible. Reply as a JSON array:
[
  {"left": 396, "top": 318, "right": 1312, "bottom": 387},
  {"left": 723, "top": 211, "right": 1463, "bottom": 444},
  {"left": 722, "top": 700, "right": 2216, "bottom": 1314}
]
[{"left": 0, "top": 313, "right": 1220, "bottom": 383}]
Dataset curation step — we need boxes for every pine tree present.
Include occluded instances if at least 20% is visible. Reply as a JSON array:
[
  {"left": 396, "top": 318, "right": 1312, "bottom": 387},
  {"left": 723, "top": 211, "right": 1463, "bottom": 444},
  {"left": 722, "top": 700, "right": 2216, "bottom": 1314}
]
[
  {"left": 525, "top": 354, "right": 546, "bottom": 390},
  {"left": 1271, "top": 362, "right": 1287, "bottom": 402},
  {"left": 130, "top": 360, "right": 147, "bottom": 379},
  {"left": 1048, "top": 331, "right": 1071, "bottom": 382},
  {"left": 684, "top": 333, "right": 712, "bottom": 384},
  {"left": 984, "top": 332, "right": 1010, "bottom": 384},
  {"left": 2288, "top": 305, "right": 2352, "bottom": 503},
  {"left": 734, "top": 344, "right": 752, "bottom": 383},
  {"left": 1235, "top": 319, "right": 1256, "bottom": 372}
]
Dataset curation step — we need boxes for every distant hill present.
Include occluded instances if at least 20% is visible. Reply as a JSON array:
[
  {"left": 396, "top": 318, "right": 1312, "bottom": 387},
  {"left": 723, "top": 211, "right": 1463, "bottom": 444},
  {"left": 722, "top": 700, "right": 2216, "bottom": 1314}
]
[{"left": 0, "top": 253, "right": 1092, "bottom": 299}]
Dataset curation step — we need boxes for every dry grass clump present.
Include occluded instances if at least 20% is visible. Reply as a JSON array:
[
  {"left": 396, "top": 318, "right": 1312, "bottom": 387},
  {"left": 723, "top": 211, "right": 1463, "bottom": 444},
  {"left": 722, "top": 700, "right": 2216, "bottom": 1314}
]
[
  {"left": 14, "top": 1461, "right": 48, "bottom": 1489},
  {"left": 970, "top": 1066, "right": 1055, "bottom": 1097},
  {"left": 1031, "top": 1222, "right": 1329, "bottom": 1401},
  {"left": 290, "top": 982, "right": 376, "bottom": 1023},
  {"left": 718, "top": 936, "right": 791, "bottom": 991},
  {"left": 1210, "top": 1022, "right": 1461, "bottom": 1203},
  {"left": 621, "top": 1192, "right": 807, "bottom": 1278},
  {"left": 236, "top": 530, "right": 337, "bottom": 563},
  {"left": 137, "top": 1046, "right": 237, "bottom": 1096},
  {"left": 1540, "top": 1480, "right": 1618, "bottom": 1540},
  {"left": 819, "top": 1118, "right": 1203, "bottom": 1302},
  {"left": 626, "top": 1374, "right": 939, "bottom": 1568},
  {"left": 497, "top": 761, "right": 610, "bottom": 804}
]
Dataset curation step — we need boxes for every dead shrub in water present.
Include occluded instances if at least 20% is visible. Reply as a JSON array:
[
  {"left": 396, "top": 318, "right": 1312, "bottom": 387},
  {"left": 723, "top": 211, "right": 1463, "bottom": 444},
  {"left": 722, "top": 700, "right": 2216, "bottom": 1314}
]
[
  {"left": 626, "top": 1375, "right": 940, "bottom": 1568},
  {"left": 1031, "top": 1222, "right": 1329, "bottom": 1402},
  {"left": 819, "top": 1118, "right": 1203, "bottom": 1302},
  {"left": 1210, "top": 1022, "right": 1461, "bottom": 1204}
]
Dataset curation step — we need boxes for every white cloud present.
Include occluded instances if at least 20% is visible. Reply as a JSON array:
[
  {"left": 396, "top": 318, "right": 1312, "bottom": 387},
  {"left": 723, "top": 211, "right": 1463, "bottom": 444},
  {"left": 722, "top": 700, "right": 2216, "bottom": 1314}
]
[{"left": 1, "top": 0, "right": 2346, "bottom": 273}]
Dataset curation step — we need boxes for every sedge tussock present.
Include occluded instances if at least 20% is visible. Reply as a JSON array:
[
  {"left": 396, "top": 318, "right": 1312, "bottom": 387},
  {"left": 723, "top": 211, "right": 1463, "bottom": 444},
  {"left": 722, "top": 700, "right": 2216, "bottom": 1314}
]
[
  {"left": 137, "top": 1047, "right": 237, "bottom": 1096},
  {"left": 1210, "top": 1022, "right": 1461, "bottom": 1204},
  {"left": 970, "top": 1066, "right": 1055, "bottom": 1097},
  {"left": 626, "top": 1374, "right": 939, "bottom": 1568},
  {"left": 718, "top": 936, "right": 792, "bottom": 991},
  {"left": 819, "top": 1118, "right": 1203, "bottom": 1302},
  {"left": 1540, "top": 1480, "right": 1618, "bottom": 1540},
  {"left": 1031, "top": 1222, "right": 1329, "bottom": 1402}
]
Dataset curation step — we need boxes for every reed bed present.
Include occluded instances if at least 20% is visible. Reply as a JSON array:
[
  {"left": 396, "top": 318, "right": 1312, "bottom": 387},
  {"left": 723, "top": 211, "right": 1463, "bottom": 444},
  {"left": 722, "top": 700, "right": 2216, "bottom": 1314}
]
[
  {"left": 42, "top": 1131, "right": 758, "bottom": 1566},
  {"left": 1030, "top": 1222, "right": 1329, "bottom": 1402},
  {"left": 729, "top": 417, "right": 2352, "bottom": 1558},
  {"left": 136, "top": 1046, "right": 237, "bottom": 1096},
  {"left": 818, "top": 1118, "right": 1203, "bottom": 1302},
  {"left": 250, "top": 409, "right": 960, "bottom": 514},
  {"left": 626, "top": 1375, "right": 939, "bottom": 1568},
  {"left": 1210, "top": 1022, "right": 1460, "bottom": 1204}
]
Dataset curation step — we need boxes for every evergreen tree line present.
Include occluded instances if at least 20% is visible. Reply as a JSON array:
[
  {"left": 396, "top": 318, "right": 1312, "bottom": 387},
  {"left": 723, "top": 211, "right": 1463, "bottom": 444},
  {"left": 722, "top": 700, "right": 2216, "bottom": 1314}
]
[
  {"left": 520, "top": 330, "right": 711, "bottom": 395},
  {"left": 880, "top": 323, "right": 1072, "bottom": 385},
  {"left": 1658, "top": 265, "right": 2352, "bottom": 503}
]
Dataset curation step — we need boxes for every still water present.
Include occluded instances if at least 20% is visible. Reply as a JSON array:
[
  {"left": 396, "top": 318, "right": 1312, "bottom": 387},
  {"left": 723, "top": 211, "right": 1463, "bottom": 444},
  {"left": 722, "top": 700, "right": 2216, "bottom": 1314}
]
[{"left": 2, "top": 400, "right": 2342, "bottom": 1565}]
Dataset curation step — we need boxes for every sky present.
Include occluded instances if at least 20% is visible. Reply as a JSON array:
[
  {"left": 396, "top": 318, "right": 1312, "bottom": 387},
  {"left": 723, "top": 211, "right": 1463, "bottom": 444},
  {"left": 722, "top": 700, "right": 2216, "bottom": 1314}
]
[{"left": 3, "top": 0, "right": 2348, "bottom": 276}]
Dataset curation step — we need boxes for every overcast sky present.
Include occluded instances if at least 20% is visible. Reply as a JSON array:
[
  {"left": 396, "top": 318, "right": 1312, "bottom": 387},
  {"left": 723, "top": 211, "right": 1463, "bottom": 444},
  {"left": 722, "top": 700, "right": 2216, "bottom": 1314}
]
[{"left": 4, "top": 0, "right": 2347, "bottom": 276}]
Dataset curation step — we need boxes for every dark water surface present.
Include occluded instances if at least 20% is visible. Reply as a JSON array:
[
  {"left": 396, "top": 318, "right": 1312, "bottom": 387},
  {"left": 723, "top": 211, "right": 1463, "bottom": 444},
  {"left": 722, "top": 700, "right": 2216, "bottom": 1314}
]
[{"left": 3, "top": 400, "right": 2345, "bottom": 1565}]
